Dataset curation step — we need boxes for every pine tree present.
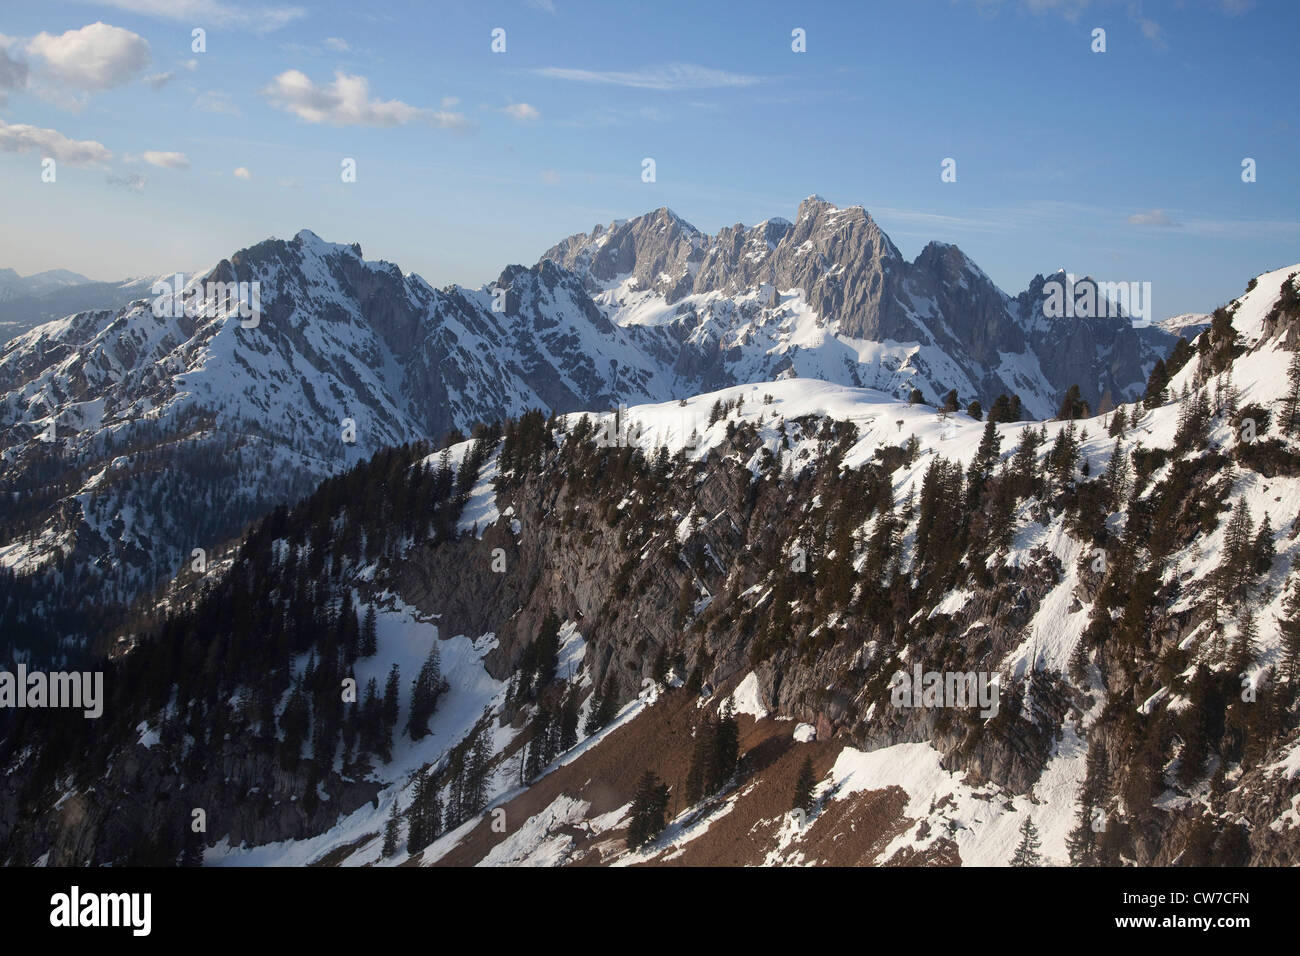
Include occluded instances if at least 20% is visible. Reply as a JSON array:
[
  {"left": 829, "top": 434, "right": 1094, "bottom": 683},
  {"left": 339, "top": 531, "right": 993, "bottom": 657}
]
[
  {"left": 1107, "top": 405, "right": 1127, "bottom": 437},
  {"left": 1253, "top": 514, "right": 1275, "bottom": 574},
  {"left": 1284, "top": 350, "right": 1300, "bottom": 436},
  {"left": 1143, "top": 358, "right": 1169, "bottom": 409},
  {"left": 1010, "top": 817, "right": 1042, "bottom": 866},
  {"left": 792, "top": 756, "right": 816, "bottom": 814},
  {"left": 1279, "top": 564, "right": 1300, "bottom": 692},
  {"left": 1103, "top": 439, "right": 1129, "bottom": 507},
  {"left": 382, "top": 795, "right": 402, "bottom": 858},
  {"left": 407, "top": 645, "right": 447, "bottom": 740},
  {"left": 559, "top": 690, "right": 580, "bottom": 752},
  {"left": 626, "top": 770, "right": 670, "bottom": 850},
  {"left": 709, "top": 703, "right": 740, "bottom": 794},
  {"left": 382, "top": 664, "right": 400, "bottom": 732},
  {"left": 1217, "top": 499, "right": 1255, "bottom": 607},
  {"left": 1011, "top": 424, "right": 1044, "bottom": 500},
  {"left": 360, "top": 603, "right": 378, "bottom": 657}
]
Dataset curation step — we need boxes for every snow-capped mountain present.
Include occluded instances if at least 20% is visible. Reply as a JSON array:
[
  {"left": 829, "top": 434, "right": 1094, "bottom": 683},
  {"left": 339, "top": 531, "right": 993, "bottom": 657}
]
[
  {"left": 3, "top": 260, "right": 1297, "bottom": 867},
  {"left": 0, "top": 267, "right": 91, "bottom": 302},
  {"left": 0, "top": 201, "right": 1179, "bottom": 619},
  {"left": 547, "top": 197, "right": 1175, "bottom": 418}
]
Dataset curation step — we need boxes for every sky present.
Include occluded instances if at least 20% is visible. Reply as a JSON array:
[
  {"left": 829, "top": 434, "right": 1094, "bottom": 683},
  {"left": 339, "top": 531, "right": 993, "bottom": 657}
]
[{"left": 0, "top": 0, "right": 1296, "bottom": 320}]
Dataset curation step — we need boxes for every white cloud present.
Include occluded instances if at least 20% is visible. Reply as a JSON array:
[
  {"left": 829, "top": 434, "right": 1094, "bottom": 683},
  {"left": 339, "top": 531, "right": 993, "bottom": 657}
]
[
  {"left": 0, "top": 118, "right": 112, "bottom": 165},
  {"left": 143, "top": 71, "right": 173, "bottom": 89},
  {"left": 322, "top": 37, "right": 349, "bottom": 52},
  {"left": 28, "top": 22, "right": 150, "bottom": 91},
  {"left": 137, "top": 150, "right": 190, "bottom": 169},
  {"left": 441, "top": 96, "right": 460, "bottom": 109},
  {"left": 540, "top": 169, "right": 560, "bottom": 185},
  {"left": 502, "top": 102, "right": 540, "bottom": 121},
  {"left": 261, "top": 70, "right": 468, "bottom": 127},
  {"left": 533, "top": 62, "right": 761, "bottom": 91},
  {"left": 1127, "top": 209, "right": 1177, "bottom": 227},
  {"left": 194, "top": 90, "right": 240, "bottom": 115},
  {"left": 233, "top": 166, "right": 252, "bottom": 179},
  {"left": 526, "top": 0, "right": 557, "bottom": 11},
  {"left": 82, "top": 1, "right": 304, "bottom": 33}
]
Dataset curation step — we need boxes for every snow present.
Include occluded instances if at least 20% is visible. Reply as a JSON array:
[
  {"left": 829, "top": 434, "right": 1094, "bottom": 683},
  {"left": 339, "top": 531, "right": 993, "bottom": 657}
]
[{"left": 729, "top": 672, "right": 768, "bottom": 720}]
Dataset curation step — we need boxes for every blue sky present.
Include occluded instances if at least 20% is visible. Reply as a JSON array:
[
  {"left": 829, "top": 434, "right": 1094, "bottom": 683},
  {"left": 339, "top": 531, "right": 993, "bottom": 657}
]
[{"left": 0, "top": 0, "right": 1296, "bottom": 319}]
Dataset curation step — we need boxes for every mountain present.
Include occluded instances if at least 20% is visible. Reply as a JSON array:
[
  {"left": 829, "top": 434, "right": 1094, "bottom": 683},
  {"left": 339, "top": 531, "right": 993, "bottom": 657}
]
[
  {"left": 0, "top": 267, "right": 92, "bottom": 301},
  {"left": 545, "top": 198, "right": 1175, "bottom": 417},
  {"left": 0, "top": 274, "right": 165, "bottom": 345},
  {"left": 0, "top": 202, "right": 1177, "bottom": 642},
  {"left": 2, "top": 261, "right": 1298, "bottom": 866}
]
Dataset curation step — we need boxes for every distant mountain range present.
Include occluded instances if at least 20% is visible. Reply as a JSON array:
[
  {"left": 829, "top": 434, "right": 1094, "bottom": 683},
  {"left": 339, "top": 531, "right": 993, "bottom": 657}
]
[
  {"left": 0, "top": 271, "right": 165, "bottom": 344},
  {"left": 0, "top": 198, "right": 1188, "bottom": 615}
]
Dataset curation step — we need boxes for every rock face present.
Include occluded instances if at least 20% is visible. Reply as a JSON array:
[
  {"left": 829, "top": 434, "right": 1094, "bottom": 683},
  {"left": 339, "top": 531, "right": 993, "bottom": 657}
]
[{"left": 545, "top": 198, "right": 1175, "bottom": 417}]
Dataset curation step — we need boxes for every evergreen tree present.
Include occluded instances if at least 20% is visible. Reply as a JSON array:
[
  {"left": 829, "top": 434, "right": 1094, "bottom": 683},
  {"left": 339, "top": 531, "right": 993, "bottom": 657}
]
[
  {"left": 1010, "top": 817, "right": 1042, "bottom": 866},
  {"left": 1279, "top": 564, "right": 1300, "bottom": 692},
  {"left": 1103, "top": 439, "right": 1129, "bottom": 507},
  {"left": 1253, "top": 514, "right": 1275, "bottom": 574},
  {"left": 1284, "top": 350, "right": 1300, "bottom": 436},
  {"left": 709, "top": 703, "right": 741, "bottom": 793},
  {"left": 1217, "top": 499, "right": 1255, "bottom": 607},
  {"left": 463, "top": 725, "right": 492, "bottom": 815},
  {"left": 407, "top": 645, "right": 447, "bottom": 740},
  {"left": 360, "top": 603, "right": 378, "bottom": 657},
  {"left": 792, "top": 756, "right": 816, "bottom": 814},
  {"left": 1143, "top": 358, "right": 1169, "bottom": 409},
  {"left": 626, "top": 770, "right": 670, "bottom": 850},
  {"left": 382, "top": 664, "right": 400, "bottom": 733},
  {"left": 1011, "top": 425, "right": 1044, "bottom": 500},
  {"left": 382, "top": 795, "right": 402, "bottom": 858},
  {"left": 1107, "top": 406, "right": 1127, "bottom": 437},
  {"left": 559, "top": 690, "right": 580, "bottom": 752}
]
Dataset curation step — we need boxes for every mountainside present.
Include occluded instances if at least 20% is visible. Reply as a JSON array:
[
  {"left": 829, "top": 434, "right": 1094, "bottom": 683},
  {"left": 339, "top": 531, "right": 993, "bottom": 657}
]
[
  {"left": 3, "top": 263, "right": 1298, "bottom": 868},
  {"left": 0, "top": 203, "right": 1179, "bottom": 633}
]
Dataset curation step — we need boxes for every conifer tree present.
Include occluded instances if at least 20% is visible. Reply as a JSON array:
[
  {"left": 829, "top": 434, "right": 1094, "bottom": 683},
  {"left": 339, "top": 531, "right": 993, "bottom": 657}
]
[
  {"left": 383, "top": 664, "right": 400, "bottom": 732},
  {"left": 626, "top": 770, "right": 670, "bottom": 850},
  {"left": 1010, "top": 817, "right": 1042, "bottom": 866},
  {"left": 1143, "top": 358, "right": 1169, "bottom": 409},
  {"left": 1217, "top": 499, "right": 1256, "bottom": 607},
  {"left": 1103, "top": 439, "right": 1129, "bottom": 507},
  {"left": 1284, "top": 350, "right": 1300, "bottom": 436},
  {"left": 1107, "top": 406, "right": 1127, "bottom": 437},
  {"left": 709, "top": 703, "right": 740, "bottom": 793},
  {"left": 792, "top": 756, "right": 816, "bottom": 814},
  {"left": 407, "top": 645, "right": 447, "bottom": 740},
  {"left": 382, "top": 795, "right": 402, "bottom": 858},
  {"left": 1279, "top": 564, "right": 1300, "bottom": 694},
  {"left": 1253, "top": 514, "right": 1275, "bottom": 574},
  {"left": 360, "top": 603, "right": 378, "bottom": 657}
]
